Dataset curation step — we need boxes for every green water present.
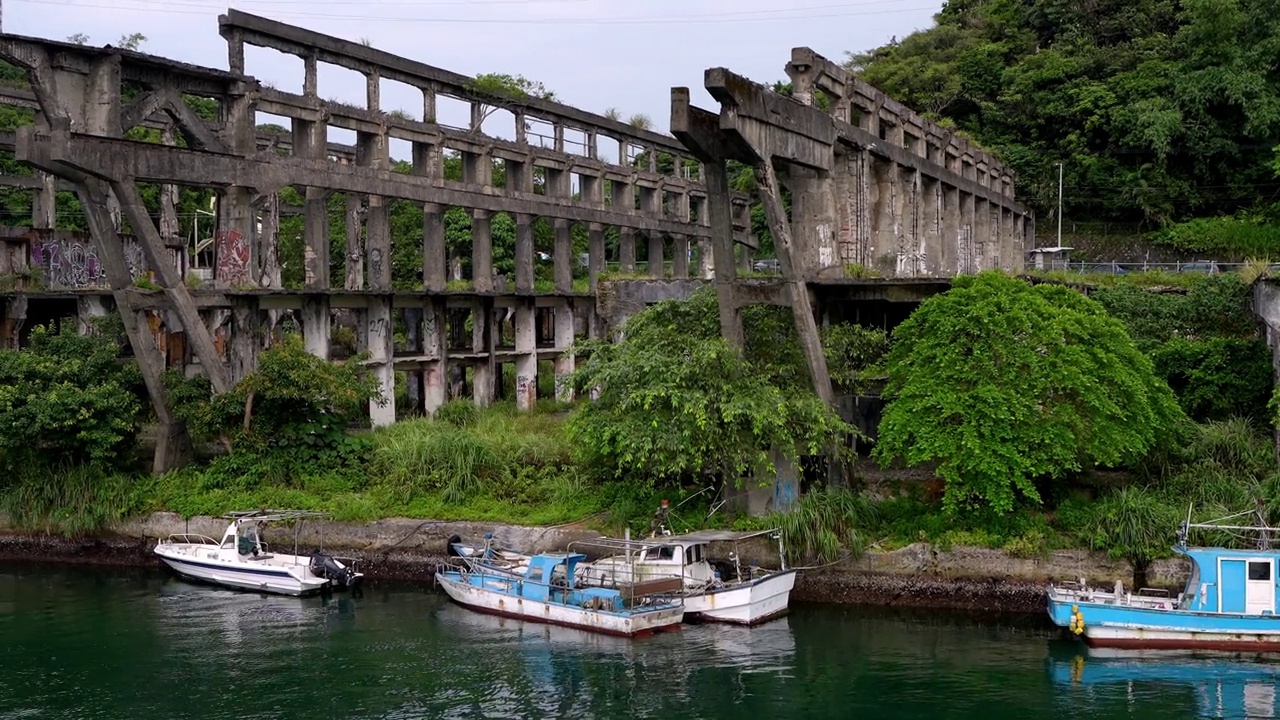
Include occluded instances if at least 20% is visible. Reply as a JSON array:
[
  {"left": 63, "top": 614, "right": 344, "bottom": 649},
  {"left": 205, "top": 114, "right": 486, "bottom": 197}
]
[{"left": 3, "top": 564, "right": 1280, "bottom": 719}]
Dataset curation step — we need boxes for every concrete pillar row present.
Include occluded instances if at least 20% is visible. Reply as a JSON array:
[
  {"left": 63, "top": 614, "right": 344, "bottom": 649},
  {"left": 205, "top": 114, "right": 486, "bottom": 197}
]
[
  {"left": 515, "top": 213, "right": 535, "bottom": 293},
  {"left": 301, "top": 296, "right": 330, "bottom": 360},
  {"left": 422, "top": 297, "right": 447, "bottom": 416},
  {"left": 472, "top": 208, "right": 494, "bottom": 292}
]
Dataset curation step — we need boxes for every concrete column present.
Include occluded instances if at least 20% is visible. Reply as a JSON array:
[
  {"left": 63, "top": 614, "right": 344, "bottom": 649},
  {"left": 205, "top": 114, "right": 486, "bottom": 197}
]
[
  {"left": 471, "top": 299, "right": 495, "bottom": 407},
  {"left": 788, "top": 166, "right": 837, "bottom": 273},
  {"left": 942, "top": 185, "right": 960, "bottom": 274},
  {"left": 619, "top": 228, "right": 636, "bottom": 273},
  {"left": 32, "top": 173, "right": 56, "bottom": 229},
  {"left": 215, "top": 187, "right": 255, "bottom": 288},
  {"left": 303, "top": 189, "right": 330, "bottom": 290},
  {"left": 647, "top": 234, "right": 664, "bottom": 278},
  {"left": 422, "top": 298, "right": 447, "bottom": 416},
  {"left": 587, "top": 222, "right": 605, "bottom": 291},
  {"left": 514, "top": 300, "right": 537, "bottom": 411},
  {"left": 973, "top": 198, "right": 990, "bottom": 271},
  {"left": 962, "top": 192, "right": 976, "bottom": 273},
  {"left": 835, "top": 149, "right": 872, "bottom": 269},
  {"left": 257, "top": 192, "right": 281, "bottom": 289},
  {"left": 344, "top": 194, "right": 364, "bottom": 290},
  {"left": 423, "top": 202, "right": 445, "bottom": 292},
  {"left": 229, "top": 297, "right": 259, "bottom": 386},
  {"left": 553, "top": 219, "right": 573, "bottom": 292},
  {"left": 672, "top": 234, "right": 689, "bottom": 278},
  {"left": 553, "top": 300, "right": 575, "bottom": 403},
  {"left": 515, "top": 213, "right": 535, "bottom": 293},
  {"left": 367, "top": 297, "right": 396, "bottom": 427},
  {"left": 366, "top": 197, "right": 391, "bottom": 291},
  {"left": 868, "top": 158, "right": 893, "bottom": 272},
  {"left": 301, "top": 296, "right": 330, "bottom": 360},
  {"left": 472, "top": 209, "right": 493, "bottom": 292},
  {"left": 403, "top": 307, "right": 423, "bottom": 416},
  {"left": 696, "top": 237, "right": 713, "bottom": 279},
  {"left": 921, "top": 177, "right": 942, "bottom": 275}
]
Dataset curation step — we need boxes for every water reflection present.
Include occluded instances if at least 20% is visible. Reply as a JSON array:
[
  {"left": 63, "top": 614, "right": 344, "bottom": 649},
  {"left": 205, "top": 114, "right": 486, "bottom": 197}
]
[
  {"left": 430, "top": 603, "right": 797, "bottom": 717},
  {"left": 1048, "top": 642, "right": 1280, "bottom": 718}
]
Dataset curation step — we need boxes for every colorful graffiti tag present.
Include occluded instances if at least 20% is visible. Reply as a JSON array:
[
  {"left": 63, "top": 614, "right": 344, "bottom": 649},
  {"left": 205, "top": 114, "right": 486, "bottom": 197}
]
[{"left": 30, "top": 234, "right": 147, "bottom": 290}]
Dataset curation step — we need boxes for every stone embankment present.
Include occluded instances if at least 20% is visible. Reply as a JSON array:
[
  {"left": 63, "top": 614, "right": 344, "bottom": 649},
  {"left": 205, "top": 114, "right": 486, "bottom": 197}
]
[{"left": 0, "top": 513, "right": 1189, "bottom": 614}]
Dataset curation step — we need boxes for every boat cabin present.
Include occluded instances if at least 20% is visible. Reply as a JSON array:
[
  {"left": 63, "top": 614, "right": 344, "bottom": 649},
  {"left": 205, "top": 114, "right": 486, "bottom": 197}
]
[
  {"left": 1175, "top": 547, "right": 1280, "bottom": 615},
  {"left": 519, "top": 553, "right": 627, "bottom": 611},
  {"left": 635, "top": 540, "right": 715, "bottom": 586}
]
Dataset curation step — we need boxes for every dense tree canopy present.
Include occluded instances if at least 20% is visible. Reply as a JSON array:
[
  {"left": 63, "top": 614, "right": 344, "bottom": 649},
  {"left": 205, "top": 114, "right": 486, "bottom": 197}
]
[
  {"left": 0, "top": 323, "right": 143, "bottom": 471},
  {"left": 875, "top": 272, "right": 1187, "bottom": 513},
  {"left": 850, "top": 0, "right": 1280, "bottom": 228},
  {"left": 567, "top": 289, "right": 868, "bottom": 484}
]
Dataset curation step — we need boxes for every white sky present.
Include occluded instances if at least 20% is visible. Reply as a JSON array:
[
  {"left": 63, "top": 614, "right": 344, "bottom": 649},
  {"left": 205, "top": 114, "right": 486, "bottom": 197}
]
[{"left": 10, "top": 0, "right": 941, "bottom": 145}]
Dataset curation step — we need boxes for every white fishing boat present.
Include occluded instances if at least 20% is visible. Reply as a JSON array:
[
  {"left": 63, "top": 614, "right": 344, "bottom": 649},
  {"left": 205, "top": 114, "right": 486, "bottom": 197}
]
[
  {"left": 154, "top": 510, "right": 363, "bottom": 597},
  {"left": 435, "top": 551, "right": 685, "bottom": 637},
  {"left": 450, "top": 528, "right": 797, "bottom": 626},
  {"left": 575, "top": 530, "right": 796, "bottom": 625}
]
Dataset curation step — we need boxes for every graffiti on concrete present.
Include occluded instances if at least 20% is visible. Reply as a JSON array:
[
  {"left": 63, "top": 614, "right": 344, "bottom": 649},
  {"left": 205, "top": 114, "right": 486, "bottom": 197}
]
[
  {"left": 30, "top": 233, "right": 146, "bottom": 290},
  {"left": 215, "top": 228, "right": 250, "bottom": 285}
]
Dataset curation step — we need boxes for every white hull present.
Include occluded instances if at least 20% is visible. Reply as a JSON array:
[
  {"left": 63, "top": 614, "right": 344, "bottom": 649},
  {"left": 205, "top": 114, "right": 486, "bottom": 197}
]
[
  {"left": 155, "top": 545, "right": 328, "bottom": 597},
  {"left": 684, "top": 571, "right": 796, "bottom": 625},
  {"left": 435, "top": 573, "right": 684, "bottom": 637},
  {"left": 1085, "top": 624, "right": 1280, "bottom": 650}
]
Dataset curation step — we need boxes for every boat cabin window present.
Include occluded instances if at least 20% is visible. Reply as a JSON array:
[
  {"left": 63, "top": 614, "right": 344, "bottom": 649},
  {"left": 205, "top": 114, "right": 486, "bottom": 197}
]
[
  {"left": 646, "top": 546, "right": 676, "bottom": 561},
  {"left": 528, "top": 566, "right": 544, "bottom": 584},
  {"left": 1250, "top": 561, "right": 1272, "bottom": 581},
  {"left": 236, "top": 524, "right": 261, "bottom": 555},
  {"left": 685, "top": 545, "right": 704, "bottom": 565}
]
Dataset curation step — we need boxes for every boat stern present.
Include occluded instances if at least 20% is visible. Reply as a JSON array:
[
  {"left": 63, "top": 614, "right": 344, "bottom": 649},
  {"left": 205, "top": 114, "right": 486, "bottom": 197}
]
[{"left": 1046, "top": 586, "right": 1079, "bottom": 629}]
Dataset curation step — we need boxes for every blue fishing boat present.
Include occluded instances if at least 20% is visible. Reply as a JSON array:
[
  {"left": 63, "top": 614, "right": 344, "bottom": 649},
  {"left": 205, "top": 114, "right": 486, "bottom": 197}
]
[
  {"left": 1048, "top": 507, "right": 1280, "bottom": 651},
  {"left": 435, "top": 551, "right": 685, "bottom": 637}
]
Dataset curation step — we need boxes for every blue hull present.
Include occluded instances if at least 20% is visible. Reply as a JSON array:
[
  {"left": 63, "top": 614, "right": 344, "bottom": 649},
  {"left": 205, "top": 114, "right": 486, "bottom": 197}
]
[{"left": 1048, "top": 596, "right": 1280, "bottom": 651}]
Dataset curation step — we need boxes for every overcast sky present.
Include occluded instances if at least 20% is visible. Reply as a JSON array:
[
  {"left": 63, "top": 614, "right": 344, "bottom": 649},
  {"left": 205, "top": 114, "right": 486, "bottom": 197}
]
[{"left": 10, "top": 0, "right": 941, "bottom": 148}]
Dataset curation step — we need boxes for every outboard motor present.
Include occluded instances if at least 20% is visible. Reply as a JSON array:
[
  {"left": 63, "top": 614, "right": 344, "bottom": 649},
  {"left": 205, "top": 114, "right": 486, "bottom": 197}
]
[{"left": 310, "top": 551, "right": 360, "bottom": 588}]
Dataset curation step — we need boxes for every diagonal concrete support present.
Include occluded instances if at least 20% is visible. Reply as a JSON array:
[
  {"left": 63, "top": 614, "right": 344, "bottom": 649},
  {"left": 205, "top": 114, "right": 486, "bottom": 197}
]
[
  {"left": 77, "top": 179, "right": 193, "bottom": 472},
  {"left": 112, "top": 179, "right": 231, "bottom": 394}
]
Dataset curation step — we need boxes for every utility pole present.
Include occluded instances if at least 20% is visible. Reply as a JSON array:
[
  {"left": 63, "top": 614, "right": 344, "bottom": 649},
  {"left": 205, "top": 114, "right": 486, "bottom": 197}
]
[{"left": 1057, "top": 162, "right": 1064, "bottom": 248}]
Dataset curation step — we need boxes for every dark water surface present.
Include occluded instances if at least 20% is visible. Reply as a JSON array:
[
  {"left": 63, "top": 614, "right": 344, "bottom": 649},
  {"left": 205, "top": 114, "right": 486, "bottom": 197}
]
[{"left": 3, "top": 563, "right": 1280, "bottom": 719}]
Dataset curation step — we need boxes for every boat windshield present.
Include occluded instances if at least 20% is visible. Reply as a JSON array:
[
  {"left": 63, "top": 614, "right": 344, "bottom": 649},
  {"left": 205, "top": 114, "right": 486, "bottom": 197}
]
[{"left": 237, "top": 523, "right": 262, "bottom": 555}]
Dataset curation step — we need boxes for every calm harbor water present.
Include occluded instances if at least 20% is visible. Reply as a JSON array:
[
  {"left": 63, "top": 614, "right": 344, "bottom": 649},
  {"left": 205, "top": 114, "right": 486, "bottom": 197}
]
[{"left": 3, "top": 564, "right": 1280, "bottom": 719}]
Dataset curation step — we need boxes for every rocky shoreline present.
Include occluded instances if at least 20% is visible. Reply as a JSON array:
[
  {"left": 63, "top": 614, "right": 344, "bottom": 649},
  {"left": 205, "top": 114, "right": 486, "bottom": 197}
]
[{"left": 0, "top": 512, "right": 1191, "bottom": 615}]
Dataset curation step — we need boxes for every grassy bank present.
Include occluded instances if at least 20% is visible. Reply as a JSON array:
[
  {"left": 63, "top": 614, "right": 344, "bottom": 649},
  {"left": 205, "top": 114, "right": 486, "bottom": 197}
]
[{"left": 0, "top": 403, "right": 633, "bottom": 536}]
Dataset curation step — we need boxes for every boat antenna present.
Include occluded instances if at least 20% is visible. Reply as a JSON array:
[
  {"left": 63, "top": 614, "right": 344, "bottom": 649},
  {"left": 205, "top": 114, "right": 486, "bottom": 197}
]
[{"left": 1257, "top": 498, "right": 1271, "bottom": 551}]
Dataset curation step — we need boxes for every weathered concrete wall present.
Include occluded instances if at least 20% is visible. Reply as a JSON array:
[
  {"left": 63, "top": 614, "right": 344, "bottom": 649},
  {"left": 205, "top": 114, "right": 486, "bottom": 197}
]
[{"left": 0, "top": 513, "right": 1187, "bottom": 614}]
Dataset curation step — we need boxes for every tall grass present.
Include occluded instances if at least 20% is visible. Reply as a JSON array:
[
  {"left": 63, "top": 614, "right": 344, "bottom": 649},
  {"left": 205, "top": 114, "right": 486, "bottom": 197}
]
[
  {"left": 771, "top": 488, "right": 878, "bottom": 564},
  {"left": 369, "top": 403, "right": 574, "bottom": 505},
  {"left": 0, "top": 464, "right": 151, "bottom": 537}
]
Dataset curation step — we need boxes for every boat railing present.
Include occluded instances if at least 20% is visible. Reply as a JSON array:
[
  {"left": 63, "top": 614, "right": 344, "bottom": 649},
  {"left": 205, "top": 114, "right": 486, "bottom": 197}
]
[{"left": 163, "top": 533, "right": 219, "bottom": 546}]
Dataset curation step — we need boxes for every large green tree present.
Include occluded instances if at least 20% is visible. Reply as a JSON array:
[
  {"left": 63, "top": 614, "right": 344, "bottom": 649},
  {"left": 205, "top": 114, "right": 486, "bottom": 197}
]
[
  {"left": 874, "top": 272, "right": 1186, "bottom": 513},
  {"left": 567, "top": 288, "right": 859, "bottom": 484}
]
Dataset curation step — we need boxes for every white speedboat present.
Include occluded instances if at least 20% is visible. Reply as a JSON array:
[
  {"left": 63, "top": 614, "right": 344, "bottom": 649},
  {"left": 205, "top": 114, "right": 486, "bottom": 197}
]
[
  {"left": 575, "top": 530, "right": 796, "bottom": 625},
  {"left": 154, "top": 510, "right": 363, "bottom": 596}
]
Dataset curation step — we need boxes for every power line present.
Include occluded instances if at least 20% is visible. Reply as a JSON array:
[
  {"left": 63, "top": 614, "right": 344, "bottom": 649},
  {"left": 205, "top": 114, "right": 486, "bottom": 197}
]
[{"left": 16, "top": 0, "right": 939, "bottom": 23}]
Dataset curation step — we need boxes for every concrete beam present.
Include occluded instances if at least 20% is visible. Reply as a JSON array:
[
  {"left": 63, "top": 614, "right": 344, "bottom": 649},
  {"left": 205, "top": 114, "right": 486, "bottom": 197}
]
[{"left": 18, "top": 128, "right": 715, "bottom": 238}]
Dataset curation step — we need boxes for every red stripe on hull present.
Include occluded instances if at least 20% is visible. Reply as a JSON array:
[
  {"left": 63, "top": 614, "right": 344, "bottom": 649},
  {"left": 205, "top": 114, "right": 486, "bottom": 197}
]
[
  {"left": 444, "top": 598, "right": 683, "bottom": 638},
  {"left": 1086, "top": 636, "right": 1280, "bottom": 653}
]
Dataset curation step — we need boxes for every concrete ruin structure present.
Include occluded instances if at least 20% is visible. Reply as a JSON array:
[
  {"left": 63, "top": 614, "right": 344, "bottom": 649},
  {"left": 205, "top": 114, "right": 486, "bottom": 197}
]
[
  {"left": 0, "top": 15, "right": 1034, "bottom": 476},
  {"left": 0, "top": 12, "right": 757, "bottom": 470},
  {"left": 672, "top": 48, "right": 1033, "bottom": 398}
]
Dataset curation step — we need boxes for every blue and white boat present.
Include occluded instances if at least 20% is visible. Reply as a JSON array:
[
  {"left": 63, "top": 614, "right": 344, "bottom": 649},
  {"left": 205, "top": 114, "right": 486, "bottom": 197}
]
[
  {"left": 1048, "top": 508, "right": 1280, "bottom": 651},
  {"left": 435, "top": 551, "right": 686, "bottom": 637},
  {"left": 154, "top": 510, "right": 362, "bottom": 596}
]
